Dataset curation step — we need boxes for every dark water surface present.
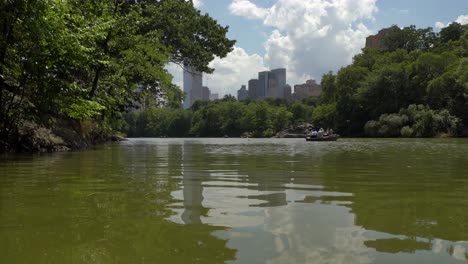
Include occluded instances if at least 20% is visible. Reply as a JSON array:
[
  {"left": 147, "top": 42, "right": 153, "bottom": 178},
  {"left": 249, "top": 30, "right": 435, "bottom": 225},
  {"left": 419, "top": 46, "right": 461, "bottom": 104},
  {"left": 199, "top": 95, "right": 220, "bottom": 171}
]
[{"left": 1, "top": 138, "right": 468, "bottom": 263}]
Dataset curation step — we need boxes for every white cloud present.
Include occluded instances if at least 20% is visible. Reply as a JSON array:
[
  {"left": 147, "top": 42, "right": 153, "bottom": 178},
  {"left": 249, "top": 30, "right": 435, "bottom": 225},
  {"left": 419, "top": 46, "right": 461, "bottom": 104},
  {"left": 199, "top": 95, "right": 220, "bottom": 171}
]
[
  {"left": 228, "top": 0, "right": 269, "bottom": 19},
  {"left": 229, "top": 0, "right": 377, "bottom": 85},
  {"left": 330, "top": 0, "right": 377, "bottom": 23},
  {"left": 192, "top": 0, "right": 203, "bottom": 8},
  {"left": 204, "top": 46, "right": 268, "bottom": 96},
  {"left": 455, "top": 14, "right": 468, "bottom": 25},
  {"left": 435, "top": 14, "right": 468, "bottom": 30},
  {"left": 264, "top": 30, "right": 294, "bottom": 68},
  {"left": 435, "top": 21, "right": 446, "bottom": 30}
]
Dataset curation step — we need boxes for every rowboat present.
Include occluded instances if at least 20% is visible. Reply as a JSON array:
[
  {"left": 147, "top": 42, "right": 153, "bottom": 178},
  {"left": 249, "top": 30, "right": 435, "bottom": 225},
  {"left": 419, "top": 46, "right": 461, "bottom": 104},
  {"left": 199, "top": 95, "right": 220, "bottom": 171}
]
[{"left": 305, "top": 134, "right": 339, "bottom": 141}]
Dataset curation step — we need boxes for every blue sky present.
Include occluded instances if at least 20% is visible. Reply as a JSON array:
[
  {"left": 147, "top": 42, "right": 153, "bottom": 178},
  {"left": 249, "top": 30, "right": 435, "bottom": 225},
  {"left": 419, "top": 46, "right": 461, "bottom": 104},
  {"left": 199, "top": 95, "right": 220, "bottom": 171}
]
[{"left": 170, "top": 0, "right": 467, "bottom": 97}]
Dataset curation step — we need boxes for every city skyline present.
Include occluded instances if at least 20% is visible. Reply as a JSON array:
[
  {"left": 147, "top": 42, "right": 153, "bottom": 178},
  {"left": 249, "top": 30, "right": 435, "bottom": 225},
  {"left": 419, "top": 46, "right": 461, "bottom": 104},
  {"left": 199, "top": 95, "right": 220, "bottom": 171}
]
[
  {"left": 168, "top": 0, "right": 467, "bottom": 98},
  {"left": 236, "top": 67, "right": 322, "bottom": 101}
]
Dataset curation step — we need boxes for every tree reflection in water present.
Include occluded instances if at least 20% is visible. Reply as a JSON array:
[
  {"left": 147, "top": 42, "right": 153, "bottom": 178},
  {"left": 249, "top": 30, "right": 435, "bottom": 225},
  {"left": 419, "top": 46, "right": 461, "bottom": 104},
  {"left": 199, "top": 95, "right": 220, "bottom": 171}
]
[{"left": 0, "top": 141, "right": 236, "bottom": 263}]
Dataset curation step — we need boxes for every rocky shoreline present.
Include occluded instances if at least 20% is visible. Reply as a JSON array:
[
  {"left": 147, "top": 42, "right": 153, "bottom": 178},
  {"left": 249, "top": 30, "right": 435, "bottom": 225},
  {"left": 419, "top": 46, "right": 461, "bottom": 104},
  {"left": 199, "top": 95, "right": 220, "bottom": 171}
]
[
  {"left": 273, "top": 123, "right": 312, "bottom": 138},
  {"left": 2, "top": 119, "right": 126, "bottom": 153}
]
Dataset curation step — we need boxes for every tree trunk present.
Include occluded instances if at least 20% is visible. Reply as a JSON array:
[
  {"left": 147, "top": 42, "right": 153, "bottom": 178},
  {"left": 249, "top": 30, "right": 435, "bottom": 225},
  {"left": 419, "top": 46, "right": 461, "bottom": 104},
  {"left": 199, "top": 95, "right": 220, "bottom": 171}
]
[
  {"left": 0, "top": 4, "right": 22, "bottom": 141},
  {"left": 88, "top": 0, "right": 120, "bottom": 99},
  {"left": 89, "top": 65, "right": 102, "bottom": 99}
]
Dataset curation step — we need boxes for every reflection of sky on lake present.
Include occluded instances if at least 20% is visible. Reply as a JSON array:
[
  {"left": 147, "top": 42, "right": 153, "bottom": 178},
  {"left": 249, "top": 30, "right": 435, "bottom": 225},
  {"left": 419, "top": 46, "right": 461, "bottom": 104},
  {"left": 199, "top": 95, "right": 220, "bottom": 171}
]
[{"left": 159, "top": 138, "right": 468, "bottom": 263}]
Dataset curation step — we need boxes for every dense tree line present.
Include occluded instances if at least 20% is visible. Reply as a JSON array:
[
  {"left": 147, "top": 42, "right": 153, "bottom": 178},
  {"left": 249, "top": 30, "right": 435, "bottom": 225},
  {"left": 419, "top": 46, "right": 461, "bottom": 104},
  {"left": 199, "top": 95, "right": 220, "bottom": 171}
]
[
  {"left": 124, "top": 23, "right": 467, "bottom": 138},
  {"left": 0, "top": 0, "right": 234, "bottom": 150},
  {"left": 125, "top": 97, "right": 314, "bottom": 137},
  {"left": 313, "top": 23, "right": 467, "bottom": 137}
]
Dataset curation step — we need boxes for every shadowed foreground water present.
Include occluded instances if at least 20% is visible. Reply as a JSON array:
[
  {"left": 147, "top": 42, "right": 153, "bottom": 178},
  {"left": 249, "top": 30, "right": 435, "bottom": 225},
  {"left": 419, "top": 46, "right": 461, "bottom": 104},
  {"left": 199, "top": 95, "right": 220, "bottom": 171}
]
[{"left": 1, "top": 138, "right": 468, "bottom": 263}]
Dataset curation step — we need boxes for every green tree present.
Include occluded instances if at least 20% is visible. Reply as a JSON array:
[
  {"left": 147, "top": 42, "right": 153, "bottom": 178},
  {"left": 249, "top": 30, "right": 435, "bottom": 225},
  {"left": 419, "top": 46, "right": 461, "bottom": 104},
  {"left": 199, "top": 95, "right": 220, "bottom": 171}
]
[
  {"left": 0, "top": 0, "right": 235, "bottom": 150},
  {"left": 382, "top": 25, "right": 436, "bottom": 52},
  {"left": 320, "top": 71, "right": 337, "bottom": 103},
  {"left": 242, "top": 101, "right": 271, "bottom": 137},
  {"left": 219, "top": 101, "right": 245, "bottom": 136},
  {"left": 358, "top": 63, "right": 409, "bottom": 118},
  {"left": 427, "top": 62, "right": 468, "bottom": 122},
  {"left": 333, "top": 65, "right": 369, "bottom": 135},
  {"left": 312, "top": 103, "right": 337, "bottom": 129},
  {"left": 0, "top": 1, "right": 87, "bottom": 144},
  {"left": 271, "top": 107, "right": 293, "bottom": 132},
  {"left": 353, "top": 48, "right": 381, "bottom": 71},
  {"left": 407, "top": 51, "right": 457, "bottom": 103},
  {"left": 439, "top": 22, "right": 464, "bottom": 43},
  {"left": 146, "top": 0, "right": 236, "bottom": 74},
  {"left": 290, "top": 102, "right": 312, "bottom": 123},
  {"left": 167, "top": 109, "right": 192, "bottom": 137}
]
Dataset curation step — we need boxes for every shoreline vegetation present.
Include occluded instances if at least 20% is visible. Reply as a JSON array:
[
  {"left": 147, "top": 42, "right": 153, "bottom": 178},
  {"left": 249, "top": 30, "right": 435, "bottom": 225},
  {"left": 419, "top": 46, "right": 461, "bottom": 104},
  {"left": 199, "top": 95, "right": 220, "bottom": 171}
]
[
  {"left": 1, "top": 1, "right": 467, "bottom": 152},
  {"left": 125, "top": 23, "right": 468, "bottom": 140}
]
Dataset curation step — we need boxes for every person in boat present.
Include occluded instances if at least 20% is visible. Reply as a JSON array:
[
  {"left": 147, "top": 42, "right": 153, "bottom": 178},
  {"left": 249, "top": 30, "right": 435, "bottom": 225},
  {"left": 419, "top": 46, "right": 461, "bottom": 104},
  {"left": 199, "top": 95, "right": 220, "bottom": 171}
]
[
  {"left": 318, "top": 128, "right": 324, "bottom": 138},
  {"left": 310, "top": 129, "right": 318, "bottom": 137}
]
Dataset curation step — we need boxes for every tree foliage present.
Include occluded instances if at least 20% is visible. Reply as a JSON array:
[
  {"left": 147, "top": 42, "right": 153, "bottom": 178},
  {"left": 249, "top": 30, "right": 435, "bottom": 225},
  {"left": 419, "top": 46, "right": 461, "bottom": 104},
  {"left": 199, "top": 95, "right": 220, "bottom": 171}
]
[
  {"left": 0, "top": 0, "right": 235, "bottom": 149},
  {"left": 364, "top": 105, "right": 459, "bottom": 137},
  {"left": 313, "top": 23, "right": 468, "bottom": 137},
  {"left": 124, "top": 99, "right": 313, "bottom": 138}
]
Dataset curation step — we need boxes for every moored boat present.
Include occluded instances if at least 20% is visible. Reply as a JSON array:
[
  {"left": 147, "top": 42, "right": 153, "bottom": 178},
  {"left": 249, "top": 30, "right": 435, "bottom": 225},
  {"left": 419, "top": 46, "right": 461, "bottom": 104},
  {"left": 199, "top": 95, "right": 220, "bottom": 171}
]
[{"left": 305, "top": 134, "right": 339, "bottom": 141}]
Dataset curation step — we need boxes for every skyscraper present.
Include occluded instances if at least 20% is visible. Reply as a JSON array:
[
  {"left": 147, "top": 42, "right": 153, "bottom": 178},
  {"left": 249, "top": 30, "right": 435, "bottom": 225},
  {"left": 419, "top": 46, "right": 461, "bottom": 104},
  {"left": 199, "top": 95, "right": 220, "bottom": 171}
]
[
  {"left": 267, "top": 78, "right": 277, "bottom": 98},
  {"left": 183, "top": 65, "right": 202, "bottom": 109},
  {"left": 248, "top": 79, "right": 260, "bottom": 100},
  {"left": 191, "top": 84, "right": 203, "bottom": 104},
  {"left": 237, "top": 85, "right": 248, "bottom": 101},
  {"left": 202, "top": 86, "right": 211, "bottom": 100},
  {"left": 258, "top": 68, "right": 287, "bottom": 99},
  {"left": 258, "top": 71, "right": 269, "bottom": 98},
  {"left": 270, "top": 68, "right": 286, "bottom": 99}
]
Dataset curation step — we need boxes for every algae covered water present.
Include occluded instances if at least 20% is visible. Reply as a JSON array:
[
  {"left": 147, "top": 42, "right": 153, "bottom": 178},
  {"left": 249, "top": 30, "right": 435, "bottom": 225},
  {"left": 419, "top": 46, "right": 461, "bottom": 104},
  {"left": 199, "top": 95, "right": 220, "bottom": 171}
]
[{"left": 1, "top": 138, "right": 468, "bottom": 263}]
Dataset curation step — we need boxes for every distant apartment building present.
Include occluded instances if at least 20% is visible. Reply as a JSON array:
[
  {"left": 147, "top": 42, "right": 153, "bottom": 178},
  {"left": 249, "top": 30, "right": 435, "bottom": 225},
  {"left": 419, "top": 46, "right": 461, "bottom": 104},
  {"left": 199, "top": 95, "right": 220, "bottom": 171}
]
[
  {"left": 257, "top": 68, "right": 287, "bottom": 99},
  {"left": 237, "top": 85, "right": 249, "bottom": 101},
  {"left": 365, "top": 25, "right": 399, "bottom": 49},
  {"left": 202, "top": 86, "right": 211, "bottom": 101},
  {"left": 284, "top": 84, "right": 292, "bottom": 100},
  {"left": 267, "top": 79, "right": 277, "bottom": 98},
  {"left": 292, "top": 80, "right": 321, "bottom": 101},
  {"left": 183, "top": 65, "right": 203, "bottom": 109},
  {"left": 258, "top": 71, "right": 269, "bottom": 98},
  {"left": 270, "top": 68, "right": 286, "bottom": 98},
  {"left": 192, "top": 85, "right": 211, "bottom": 104},
  {"left": 248, "top": 79, "right": 260, "bottom": 100},
  {"left": 191, "top": 84, "right": 203, "bottom": 103}
]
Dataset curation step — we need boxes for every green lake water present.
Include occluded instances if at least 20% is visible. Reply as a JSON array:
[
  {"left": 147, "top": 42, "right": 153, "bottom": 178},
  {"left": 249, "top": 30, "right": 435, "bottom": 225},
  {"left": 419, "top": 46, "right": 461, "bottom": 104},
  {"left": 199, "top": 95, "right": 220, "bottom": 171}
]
[{"left": 1, "top": 138, "right": 468, "bottom": 263}]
